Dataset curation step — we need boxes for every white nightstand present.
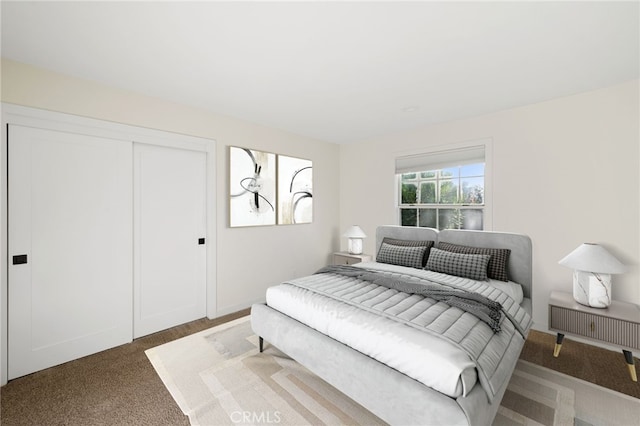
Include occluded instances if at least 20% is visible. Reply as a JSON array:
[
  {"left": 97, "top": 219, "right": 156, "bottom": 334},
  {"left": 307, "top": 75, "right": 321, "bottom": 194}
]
[
  {"left": 332, "top": 252, "right": 372, "bottom": 266},
  {"left": 548, "top": 290, "right": 640, "bottom": 381}
]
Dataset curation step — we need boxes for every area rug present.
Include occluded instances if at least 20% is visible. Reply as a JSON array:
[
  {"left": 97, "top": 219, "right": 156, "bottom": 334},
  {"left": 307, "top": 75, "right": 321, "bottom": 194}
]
[{"left": 146, "top": 317, "right": 640, "bottom": 426}]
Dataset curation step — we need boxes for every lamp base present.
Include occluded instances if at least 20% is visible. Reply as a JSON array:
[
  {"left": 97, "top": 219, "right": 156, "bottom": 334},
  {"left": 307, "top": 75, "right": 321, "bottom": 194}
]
[
  {"left": 347, "top": 238, "right": 363, "bottom": 255},
  {"left": 572, "top": 270, "right": 611, "bottom": 308}
]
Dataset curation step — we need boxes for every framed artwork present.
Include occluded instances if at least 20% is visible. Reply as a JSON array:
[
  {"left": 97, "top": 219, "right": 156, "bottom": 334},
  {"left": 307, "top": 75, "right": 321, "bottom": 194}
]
[
  {"left": 277, "top": 155, "right": 313, "bottom": 224},
  {"left": 229, "top": 146, "right": 276, "bottom": 227}
]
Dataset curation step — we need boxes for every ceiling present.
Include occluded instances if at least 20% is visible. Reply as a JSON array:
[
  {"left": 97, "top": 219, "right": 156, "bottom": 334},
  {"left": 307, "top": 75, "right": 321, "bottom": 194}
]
[{"left": 2, "top": 1, "right": 639, "bottom": 144}]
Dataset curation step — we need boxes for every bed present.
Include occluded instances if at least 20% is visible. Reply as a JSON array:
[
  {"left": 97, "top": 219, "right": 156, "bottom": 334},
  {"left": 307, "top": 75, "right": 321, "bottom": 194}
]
[{"left": 251, "top": 225, "right": 533, "bottom": 425}]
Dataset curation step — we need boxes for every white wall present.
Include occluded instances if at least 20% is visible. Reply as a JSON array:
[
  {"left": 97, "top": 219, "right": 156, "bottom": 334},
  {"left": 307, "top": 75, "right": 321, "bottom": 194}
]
[
  {"left": 4, "top": 59, "right": 638, "bottom": 333},
  {"left": 340, "top": 80, "right": 640, "bottom": 329},
  {"left": 1, "top": 59, "right": 341, "bottom": 316}
]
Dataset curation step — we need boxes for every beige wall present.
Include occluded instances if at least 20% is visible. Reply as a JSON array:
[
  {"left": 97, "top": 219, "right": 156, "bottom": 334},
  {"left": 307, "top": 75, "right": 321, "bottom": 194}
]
[
  {"left": 1, "top": 59, "right": 341, "bottom": 316},
  {"left": 340, "top": 80, "right": 640, "bottom": 328}
]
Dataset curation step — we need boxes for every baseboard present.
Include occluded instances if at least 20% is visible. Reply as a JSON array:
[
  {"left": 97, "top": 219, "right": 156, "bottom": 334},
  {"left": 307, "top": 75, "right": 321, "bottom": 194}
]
[{"left": 212, "top": 298, "right": 264, "bottom": 318}]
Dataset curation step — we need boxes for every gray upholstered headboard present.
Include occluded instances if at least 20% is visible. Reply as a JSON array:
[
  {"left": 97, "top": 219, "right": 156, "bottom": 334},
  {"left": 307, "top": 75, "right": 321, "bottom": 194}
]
[{"left": 375, "top": 225, "right": 533, "bottom": 300}]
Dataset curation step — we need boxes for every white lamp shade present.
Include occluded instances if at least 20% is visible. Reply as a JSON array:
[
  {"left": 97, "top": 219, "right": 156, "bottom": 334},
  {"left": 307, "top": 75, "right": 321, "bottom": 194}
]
[
  {"left": 343, "top": 225, "right": 367, "bottom": 239},
  {"left": 558, "top": 243, "right": 626, "bottom": 274}
]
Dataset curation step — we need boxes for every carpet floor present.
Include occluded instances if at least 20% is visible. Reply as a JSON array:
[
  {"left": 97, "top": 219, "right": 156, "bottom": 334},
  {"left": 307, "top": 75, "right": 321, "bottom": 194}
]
[
  {"left": 0, "top": 309, "right": 249, "bottom": 426},
  {"left": 1, "top": 310, "right": 638, "bottom": 425},
  {"left": 521, "top": 329, "right": 640, "bottom": 400}
]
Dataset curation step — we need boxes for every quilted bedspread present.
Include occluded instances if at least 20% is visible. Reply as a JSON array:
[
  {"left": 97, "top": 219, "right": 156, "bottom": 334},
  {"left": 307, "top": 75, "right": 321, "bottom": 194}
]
[{"left": 270, "top": 262, "right": 532, "bottom": 402}]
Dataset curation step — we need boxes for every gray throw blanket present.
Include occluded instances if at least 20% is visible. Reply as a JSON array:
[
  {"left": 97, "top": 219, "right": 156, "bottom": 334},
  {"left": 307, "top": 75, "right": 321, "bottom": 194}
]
[{"left": 316, "top": 264, "right": 504, "bottom": 333}]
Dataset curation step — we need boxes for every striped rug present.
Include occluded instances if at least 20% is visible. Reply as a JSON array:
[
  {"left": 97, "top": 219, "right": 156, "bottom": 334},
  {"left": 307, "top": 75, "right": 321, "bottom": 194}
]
[{"left": 146, "top": 317, "right": 639, "bottom": 426}]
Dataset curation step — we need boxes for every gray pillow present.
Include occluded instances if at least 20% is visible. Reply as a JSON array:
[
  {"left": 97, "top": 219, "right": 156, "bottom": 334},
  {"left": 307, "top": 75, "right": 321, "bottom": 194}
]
[
  {"left": 437, "top": 242, "right": 511, "bottom": 281},
  {"left": 378, "top": 238, "right": 434, "bottom": 266},
  {"left": 376, "top": 242, "right": 427, "bottom": 269},
  {"left": 426, "top": 248, "right": 491, "bottom": 281}
]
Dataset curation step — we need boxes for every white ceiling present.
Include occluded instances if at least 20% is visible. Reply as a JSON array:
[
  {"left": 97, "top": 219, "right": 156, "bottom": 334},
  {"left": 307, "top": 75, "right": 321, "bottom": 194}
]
[{"left": 2, "top": 1, "right": 639, "bottom": 144}]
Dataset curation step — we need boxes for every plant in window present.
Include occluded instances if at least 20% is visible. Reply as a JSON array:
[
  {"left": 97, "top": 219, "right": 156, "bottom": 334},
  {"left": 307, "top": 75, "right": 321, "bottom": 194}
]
[{"left": 398, "top": 162, "right": 485, "bottom": 230}]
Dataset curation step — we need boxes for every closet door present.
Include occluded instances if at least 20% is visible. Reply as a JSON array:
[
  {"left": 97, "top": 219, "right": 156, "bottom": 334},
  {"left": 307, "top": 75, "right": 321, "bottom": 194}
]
[
  {"left": 8, "top": 125, "right": 132, "bottom": 379},
  {"left": 133, "top": 143, "right": 207, "bottom": 338}
]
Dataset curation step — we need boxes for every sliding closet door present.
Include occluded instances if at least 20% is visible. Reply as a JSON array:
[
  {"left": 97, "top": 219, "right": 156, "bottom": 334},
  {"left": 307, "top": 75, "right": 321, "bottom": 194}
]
[
  {"left": 133, "top": 143, "right": 207, "bottom": 338},
  {"left": 8, "top": 125, "right": 133, "bottom": 379}
]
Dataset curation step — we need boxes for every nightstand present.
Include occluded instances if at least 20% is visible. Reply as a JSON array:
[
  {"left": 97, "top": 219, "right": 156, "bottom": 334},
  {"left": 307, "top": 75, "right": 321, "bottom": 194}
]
[
  {"left": 548, "top": 290, "right": 640, "bottom": 381},
  {"left": 332, "top": 252, "right": 372, "bottom": 266}
]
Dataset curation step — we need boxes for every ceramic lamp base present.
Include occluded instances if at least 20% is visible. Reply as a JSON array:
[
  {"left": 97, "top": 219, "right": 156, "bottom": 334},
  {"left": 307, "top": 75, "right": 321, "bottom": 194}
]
[
  {"left": 347, "top": 238, "right": 363, "bottom": 255},
  {"left": 572, "top": 270, "right": 612, "bottom": 308}
]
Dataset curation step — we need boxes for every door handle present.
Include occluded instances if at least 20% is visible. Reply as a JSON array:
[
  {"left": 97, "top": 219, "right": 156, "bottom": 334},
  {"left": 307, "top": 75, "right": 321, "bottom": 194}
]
[
  {"left": 13, "top": 254, "right": 28, "bottom": 265},
  {"left": 198, "top": 238, "right": 205, "bottom": 245}
]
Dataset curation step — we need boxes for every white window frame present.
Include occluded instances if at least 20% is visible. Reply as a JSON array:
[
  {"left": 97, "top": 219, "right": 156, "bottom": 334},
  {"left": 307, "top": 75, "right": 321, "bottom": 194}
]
[{"left": 394, "top": 139, "right": 493, "bottom": 230}]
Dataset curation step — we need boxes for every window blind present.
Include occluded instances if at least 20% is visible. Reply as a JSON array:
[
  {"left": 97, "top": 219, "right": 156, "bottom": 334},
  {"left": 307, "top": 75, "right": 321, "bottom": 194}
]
[{"left": 395, "top": 145, "right": 485, "bottom": 174}]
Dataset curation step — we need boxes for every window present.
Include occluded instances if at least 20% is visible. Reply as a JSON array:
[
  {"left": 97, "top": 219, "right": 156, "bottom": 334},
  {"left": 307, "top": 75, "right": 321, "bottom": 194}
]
[{"left": 396, "top": 145, "right": 486, "bottom": 230}]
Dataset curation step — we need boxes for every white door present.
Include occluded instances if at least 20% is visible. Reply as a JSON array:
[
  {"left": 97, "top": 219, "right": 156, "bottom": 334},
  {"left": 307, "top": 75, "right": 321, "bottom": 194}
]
[
  {"left": 8, "top": 125, "right": 133, "bottom": 380},
  {"left": 133, "top": 143, "right": 207, "bottom": 338}
]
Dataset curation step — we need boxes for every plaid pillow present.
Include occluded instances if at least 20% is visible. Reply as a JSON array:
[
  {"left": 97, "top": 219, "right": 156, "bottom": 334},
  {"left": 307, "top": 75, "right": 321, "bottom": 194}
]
[
  {"left": 378, "top": 238, "right": 435, "bottom": 266},
  {"left": 376, "top": 242, "right": 427, "bottom": 269},
  {"left": 437, "top": 242, "right": 511, "bottom": 282},
  {"left": 426, "top": 248, "right": 490, "bottom": 281}
]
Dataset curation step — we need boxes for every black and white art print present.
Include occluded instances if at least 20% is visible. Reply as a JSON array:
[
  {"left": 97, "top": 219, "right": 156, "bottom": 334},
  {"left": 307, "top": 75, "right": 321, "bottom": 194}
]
[
  {"left": 277, "top": 155, "right": 313, "bottom": 225},
  {"left": 229, "top": 147, "right": 276, "bottom": 227}
]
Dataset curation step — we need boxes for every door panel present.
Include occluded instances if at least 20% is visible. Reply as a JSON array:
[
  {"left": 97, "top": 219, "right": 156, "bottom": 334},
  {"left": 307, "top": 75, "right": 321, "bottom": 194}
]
[
  {"left": 8, "top": 125, "right": 132, "bottom": 379},
  {"left": 133, "top": 143, "right": 207, "bottom": 338}
]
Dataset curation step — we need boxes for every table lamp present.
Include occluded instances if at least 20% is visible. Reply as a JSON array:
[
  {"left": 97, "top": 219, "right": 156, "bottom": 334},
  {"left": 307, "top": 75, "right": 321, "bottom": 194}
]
[
  {"left": 343, "top": 225, "right": 367, "bottom": 255},
  {"left": 558, "top": 243, "right": 626, "bottom": 308}
]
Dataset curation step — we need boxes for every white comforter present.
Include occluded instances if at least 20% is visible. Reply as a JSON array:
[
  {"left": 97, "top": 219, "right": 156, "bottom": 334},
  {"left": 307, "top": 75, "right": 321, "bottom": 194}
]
[
  {"left": 267, "top": 282, "right": 477, "bottom": 398},
  {"left": 265, "top": 262, "right": 531, "bottom": 400}
]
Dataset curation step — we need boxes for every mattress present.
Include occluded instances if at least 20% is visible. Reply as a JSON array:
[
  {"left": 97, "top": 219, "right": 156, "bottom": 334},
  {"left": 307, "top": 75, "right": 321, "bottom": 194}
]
[{"left": 265, "top": 262, "right": 532, "bottom": 401}]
